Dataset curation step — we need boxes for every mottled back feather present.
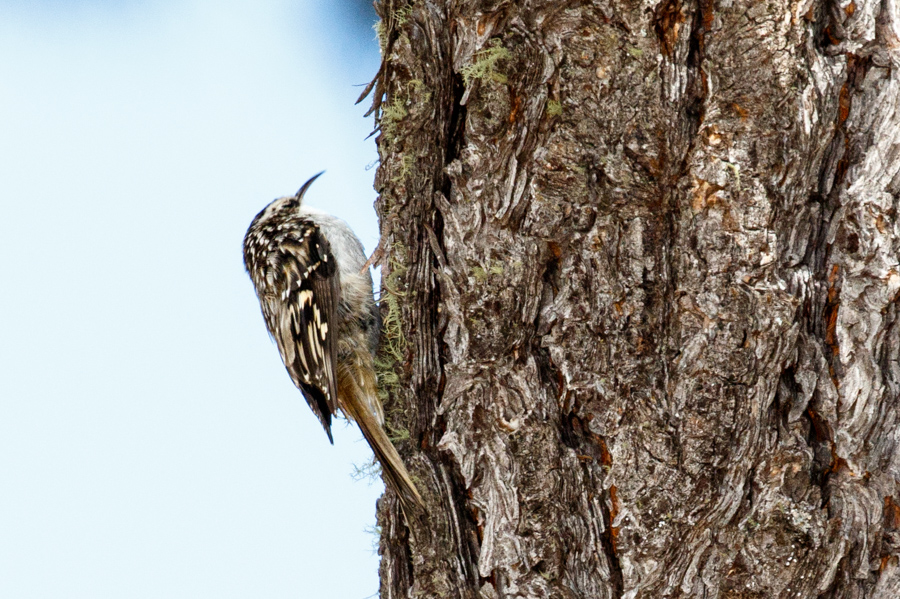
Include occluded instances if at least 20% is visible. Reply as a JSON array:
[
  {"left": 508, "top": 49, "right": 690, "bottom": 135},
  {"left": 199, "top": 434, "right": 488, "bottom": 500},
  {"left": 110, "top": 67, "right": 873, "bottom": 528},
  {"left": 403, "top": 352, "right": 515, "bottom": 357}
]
[
  {"left": 243, "top": 196, "right": 340, "bottom": 442},
  {"left": 243, "top": 174, "right": 424, "bottom": 511}
]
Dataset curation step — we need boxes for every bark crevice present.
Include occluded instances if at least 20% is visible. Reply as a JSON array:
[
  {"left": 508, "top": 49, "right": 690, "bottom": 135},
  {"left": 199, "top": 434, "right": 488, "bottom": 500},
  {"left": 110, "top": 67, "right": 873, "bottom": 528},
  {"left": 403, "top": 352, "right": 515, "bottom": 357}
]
[{"left": 370, "top": 0, "right": 900, "bottom": 596}]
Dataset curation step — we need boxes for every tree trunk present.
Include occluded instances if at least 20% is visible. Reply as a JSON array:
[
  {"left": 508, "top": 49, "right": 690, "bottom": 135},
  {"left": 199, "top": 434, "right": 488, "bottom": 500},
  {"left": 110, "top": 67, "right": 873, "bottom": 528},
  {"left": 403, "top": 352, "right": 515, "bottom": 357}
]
[{"left": 365, "top": 0, "right": 900, "bottom": 596}]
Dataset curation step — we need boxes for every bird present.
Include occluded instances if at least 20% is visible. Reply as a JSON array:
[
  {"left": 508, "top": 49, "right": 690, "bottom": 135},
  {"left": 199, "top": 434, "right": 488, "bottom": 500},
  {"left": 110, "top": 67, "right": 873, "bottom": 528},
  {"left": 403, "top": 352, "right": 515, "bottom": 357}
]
[{"left": 243, "top": 172, "right": 423, "bottom": 510}]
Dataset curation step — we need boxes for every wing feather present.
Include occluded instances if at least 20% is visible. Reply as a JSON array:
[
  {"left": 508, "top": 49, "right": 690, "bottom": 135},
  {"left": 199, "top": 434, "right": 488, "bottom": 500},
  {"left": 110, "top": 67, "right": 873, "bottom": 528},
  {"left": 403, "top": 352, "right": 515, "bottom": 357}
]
[{"left": 267, "top": 226, "right": 340, "bottom": 442}]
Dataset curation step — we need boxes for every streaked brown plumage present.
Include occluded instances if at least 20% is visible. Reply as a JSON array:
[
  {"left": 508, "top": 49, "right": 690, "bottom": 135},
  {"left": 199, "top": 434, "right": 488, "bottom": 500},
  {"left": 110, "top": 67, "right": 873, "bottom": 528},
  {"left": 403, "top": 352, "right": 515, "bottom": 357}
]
[{"left": 243, "top": 173, "right": 423, "bottom": 510}]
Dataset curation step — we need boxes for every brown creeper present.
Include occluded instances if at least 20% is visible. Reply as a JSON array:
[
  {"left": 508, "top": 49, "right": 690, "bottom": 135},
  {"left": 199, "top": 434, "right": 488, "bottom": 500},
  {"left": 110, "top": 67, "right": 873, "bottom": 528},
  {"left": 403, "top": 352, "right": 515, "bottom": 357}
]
[{"left": 243, "top": 173, "right": 423, "bottom": 509}]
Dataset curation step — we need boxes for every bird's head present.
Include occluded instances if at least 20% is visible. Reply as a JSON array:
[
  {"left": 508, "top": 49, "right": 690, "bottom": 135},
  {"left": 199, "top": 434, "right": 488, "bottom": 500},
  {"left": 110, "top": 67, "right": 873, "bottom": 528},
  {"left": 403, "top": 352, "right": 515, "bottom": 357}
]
[{"left": 249, "top": 171, "right": 324, "bottom": 227}]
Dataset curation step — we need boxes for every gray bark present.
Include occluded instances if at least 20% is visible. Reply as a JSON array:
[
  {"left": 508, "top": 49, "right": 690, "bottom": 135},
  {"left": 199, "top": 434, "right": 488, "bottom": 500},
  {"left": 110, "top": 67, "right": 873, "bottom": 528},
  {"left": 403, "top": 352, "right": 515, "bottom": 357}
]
[{"left": 365, "top": 0, "right": 900, "bottom": 597}]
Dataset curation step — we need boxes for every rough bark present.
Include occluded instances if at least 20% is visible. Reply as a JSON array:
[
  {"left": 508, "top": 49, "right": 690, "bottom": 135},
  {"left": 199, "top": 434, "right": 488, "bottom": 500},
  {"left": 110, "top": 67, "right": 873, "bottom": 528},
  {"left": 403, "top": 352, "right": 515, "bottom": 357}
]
[{"left": 366, "top": 0, "right": 900, "bottom": 597}]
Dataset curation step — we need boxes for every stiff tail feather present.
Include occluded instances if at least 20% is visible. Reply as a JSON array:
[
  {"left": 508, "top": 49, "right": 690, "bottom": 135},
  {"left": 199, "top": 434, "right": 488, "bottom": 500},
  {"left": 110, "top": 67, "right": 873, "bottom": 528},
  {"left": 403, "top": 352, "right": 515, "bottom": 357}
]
[
  {"left": 353, "top": 402, "right": 424, "bottom": 511},
  {"left": 337, "top": 372, "right": 424, "bottom": 511}
]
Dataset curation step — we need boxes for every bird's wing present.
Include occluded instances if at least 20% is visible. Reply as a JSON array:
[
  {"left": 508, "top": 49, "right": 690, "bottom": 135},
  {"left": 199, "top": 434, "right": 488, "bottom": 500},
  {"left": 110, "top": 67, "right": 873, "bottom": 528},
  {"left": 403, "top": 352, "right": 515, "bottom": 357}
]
[{"left": 270, "top": 226, "right": 340, "bottom": 443}]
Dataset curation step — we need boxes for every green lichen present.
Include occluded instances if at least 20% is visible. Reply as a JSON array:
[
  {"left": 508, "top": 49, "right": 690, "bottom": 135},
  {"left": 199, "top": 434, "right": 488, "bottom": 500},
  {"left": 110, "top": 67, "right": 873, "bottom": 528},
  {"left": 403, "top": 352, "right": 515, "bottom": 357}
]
[
  {"left": 626, "top": 45, "right": 644, "bottom": 58},
  {"left": 373, "top": 4, "right": 413, "bottom": 55},
  {"left": 386, "top": 423, "right": 410, "bottom": 443},
  {"left": 380, "top": 98, "right": 408, "bottom": 140},
  {"left": 373, "top": 20, "right": 388, "bottom": 54},
  {"left": 546, "top": 99, "right": 563, "bottom": 117},
  {"left": 374, "top": 246, "right": 414, "bottom": 445},
  {"left": 351, "top": 458, "right": 382, "bottom": 483},
  {"left": 407, "top": 78, "right": 432, "bottom": 104},
  {"left": 374, "top": 245, "right": 409, "bottom": 404},
  {"left": 394, "top": 5, "right": 412, "bottom": 26},
  {"left": 363, "top": 523, "right": 382, "bottom": 553},
  {"left": 391, "top": 153, "right": 415, "bottom": 184},
  {"left": 472, "top": 261, "right": 505, "bottom": 281},
  {"left": 461, "top": 39, "right": 511, "bottom": 86}
]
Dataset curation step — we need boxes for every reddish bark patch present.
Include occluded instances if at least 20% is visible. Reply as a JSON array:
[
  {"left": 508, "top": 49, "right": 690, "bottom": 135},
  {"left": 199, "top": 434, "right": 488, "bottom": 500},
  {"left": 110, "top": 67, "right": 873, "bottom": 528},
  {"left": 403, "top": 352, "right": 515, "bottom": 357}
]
[
  {"left": 700, "top": 0, "right": 714, "bottom": 29},
  {"left": 598, "top": 438, "right": 613, "bottom": 466},
  {"left": 608, "top": 485, "right": 620, "bottom": 552},
  {"left": 838, "top": 83, "right": 851, "bottom": 125},
  {"left": 653, "top": 0, "right": 684, "bottom": 59},
  {"left": 884, "top": 497, "right": 900, "bottom": 530},
  {"left": 824, "top": 264, "right": 841, "bottom": 358},
  {"left": 731, "top": 102, "right": 748, "bottom": 119},
  {"left": 548, "top": 241, "right": 562, "bottom": 259},
  {"left": 828, "top": 446, "right": 850, "bottom": 474},
  {"left": 823, "top": 26, "right": 841, "bottom": 45},
  {"left": 509, "top": 93, "right": 521, "bottom": 124}
]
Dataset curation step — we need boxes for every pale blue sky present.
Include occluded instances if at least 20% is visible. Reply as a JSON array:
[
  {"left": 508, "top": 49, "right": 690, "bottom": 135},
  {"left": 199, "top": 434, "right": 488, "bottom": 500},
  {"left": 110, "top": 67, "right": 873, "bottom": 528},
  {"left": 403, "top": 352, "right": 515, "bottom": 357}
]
[{"left": 0, "top": 1, "right": 386, "bottom": 597}]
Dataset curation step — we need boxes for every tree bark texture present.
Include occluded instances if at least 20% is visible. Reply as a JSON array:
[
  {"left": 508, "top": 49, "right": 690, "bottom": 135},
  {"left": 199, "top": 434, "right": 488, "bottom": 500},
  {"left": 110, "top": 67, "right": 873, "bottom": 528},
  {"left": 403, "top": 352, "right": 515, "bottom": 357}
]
[{"left": 367, "top": 0, "right": 900, "bottom": 597}]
